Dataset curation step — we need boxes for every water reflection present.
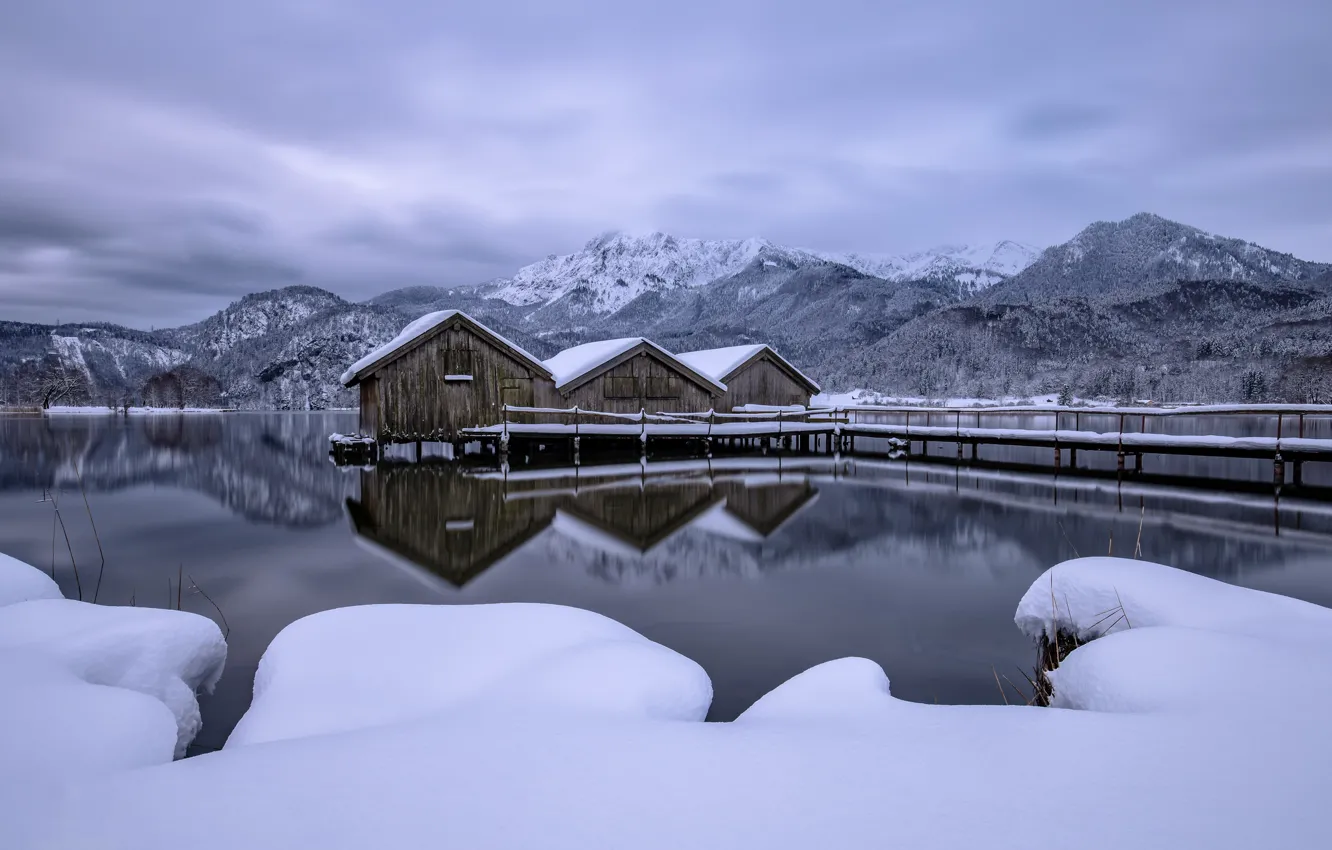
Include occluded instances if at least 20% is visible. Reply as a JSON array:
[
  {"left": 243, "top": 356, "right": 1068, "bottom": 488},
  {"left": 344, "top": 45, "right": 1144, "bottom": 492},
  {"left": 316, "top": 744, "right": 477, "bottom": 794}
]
[
  {"left": 2, "top": 413, "right": 1332, "bottom": 742},
  {"left": 0, "top": 412, "right": 357, "bottom": 525},
  {"left": 346, "top": 460, "right": 824, "bottom": 588}
]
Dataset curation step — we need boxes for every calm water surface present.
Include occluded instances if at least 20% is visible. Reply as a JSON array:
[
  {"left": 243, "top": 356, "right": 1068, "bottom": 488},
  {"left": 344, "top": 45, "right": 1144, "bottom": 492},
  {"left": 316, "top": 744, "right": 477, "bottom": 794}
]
[{"left": 2, "top": 411, "right": 1330, "bottom": 752}]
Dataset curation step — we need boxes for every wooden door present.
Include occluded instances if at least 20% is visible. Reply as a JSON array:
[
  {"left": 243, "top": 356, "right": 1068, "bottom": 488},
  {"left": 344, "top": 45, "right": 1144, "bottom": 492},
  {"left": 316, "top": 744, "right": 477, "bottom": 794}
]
[
  {"left": 360, "top": 376, "right": 380, "bottom": 436},
  {"left": 500, "top": 377, "right": 534, "bottom": 411}
]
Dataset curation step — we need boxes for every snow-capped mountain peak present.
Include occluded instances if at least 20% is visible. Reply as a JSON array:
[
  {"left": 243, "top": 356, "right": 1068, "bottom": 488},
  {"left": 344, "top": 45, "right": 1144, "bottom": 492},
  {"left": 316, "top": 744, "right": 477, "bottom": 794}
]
[
  {"left": 484, "top": 232, "right": 1039, "bottom": 313},
  {"left": 816, "top": 241, "right": 1039, "bottom": 292},
  {"left": 485, "top": 232, "right": 818, "bottom": 314}
]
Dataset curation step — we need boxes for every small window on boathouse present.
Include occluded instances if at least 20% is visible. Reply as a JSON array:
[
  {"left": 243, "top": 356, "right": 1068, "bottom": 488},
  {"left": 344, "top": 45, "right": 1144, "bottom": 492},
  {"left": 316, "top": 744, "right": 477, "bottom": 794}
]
[
  {"left": 646, "top": 377, "right": 680, "bottom": 399},
  {"left": 444, "top": 349, "right": 473, "bottom": 380},
  {"left": 605, "top": 376, "right": 638, "bottom": 398}
]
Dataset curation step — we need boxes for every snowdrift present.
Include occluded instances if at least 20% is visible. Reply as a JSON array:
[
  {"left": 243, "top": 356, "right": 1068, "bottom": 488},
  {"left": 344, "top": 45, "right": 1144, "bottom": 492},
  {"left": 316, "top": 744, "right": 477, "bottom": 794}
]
[
  {"left": 228, "top": 602, "right": 711, "bottom": 747},
  {"left": 10, "top": 557, "right": 1332, "bottom": 850},
  {"left": 0, "top": 555, "right": 227, "bottom": 802}
]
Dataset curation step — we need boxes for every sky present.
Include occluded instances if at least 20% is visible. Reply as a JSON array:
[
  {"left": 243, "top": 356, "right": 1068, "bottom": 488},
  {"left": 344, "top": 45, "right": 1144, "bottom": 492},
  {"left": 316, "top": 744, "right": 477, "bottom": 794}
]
[{"left": 1, "top": 0, "right": 1329, "bottom": 328}]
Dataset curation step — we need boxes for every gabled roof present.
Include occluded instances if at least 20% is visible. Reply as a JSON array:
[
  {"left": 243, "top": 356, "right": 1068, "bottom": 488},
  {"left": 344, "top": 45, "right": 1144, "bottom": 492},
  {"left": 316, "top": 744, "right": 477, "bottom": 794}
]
[
  {"left": 340, "top": 310, "right": 551, "bottom": 387},
  {"left": 676, "top": 344, "right": 821, "bottom": 393},
  {"left": 543, "top": 337, "right": 726, "bottom": 395}
]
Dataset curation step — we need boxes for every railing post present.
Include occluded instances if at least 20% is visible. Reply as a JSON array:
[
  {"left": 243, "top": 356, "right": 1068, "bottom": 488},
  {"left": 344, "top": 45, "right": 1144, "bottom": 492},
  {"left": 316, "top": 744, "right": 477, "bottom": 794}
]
[{"left": 574, "top": 406, "right": 580, "bottom": 437}]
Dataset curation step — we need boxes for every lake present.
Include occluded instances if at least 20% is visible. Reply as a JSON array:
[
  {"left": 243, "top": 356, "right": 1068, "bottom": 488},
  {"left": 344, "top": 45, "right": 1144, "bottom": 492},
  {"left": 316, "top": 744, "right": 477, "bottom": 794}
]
[{"left": 2, "top": 411, "right": 1330, "bottom": 753}]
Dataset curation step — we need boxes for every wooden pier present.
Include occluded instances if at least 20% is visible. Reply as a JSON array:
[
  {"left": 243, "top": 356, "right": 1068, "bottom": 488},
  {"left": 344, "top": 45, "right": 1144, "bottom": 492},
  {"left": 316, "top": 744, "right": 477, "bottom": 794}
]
[
  {"left": 333, "top": 402, "right": 1332, "bottom": 487},
  {"left": 838, "top": 404, "right": 1332, "bottom": 487},
  {"left": 459, "top": 404, "right": 847, "bottom": 462}
]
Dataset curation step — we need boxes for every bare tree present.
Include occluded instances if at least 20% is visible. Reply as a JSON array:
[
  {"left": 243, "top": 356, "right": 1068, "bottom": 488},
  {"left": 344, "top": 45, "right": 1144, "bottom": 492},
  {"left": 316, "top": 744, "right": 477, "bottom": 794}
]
[{"left": 39, "top": 369, "right": 83, "bottom": 410}]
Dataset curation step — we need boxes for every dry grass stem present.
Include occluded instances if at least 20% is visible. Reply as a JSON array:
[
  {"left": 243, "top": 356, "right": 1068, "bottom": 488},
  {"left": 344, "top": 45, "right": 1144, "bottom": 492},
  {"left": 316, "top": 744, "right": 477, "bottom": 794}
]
[
  {"left": 1056, "top": 520, "right": 1080, "bottom": 559},
  {"left": 76, "top": 464, "right": 108, "bottom": 604},
  {"left": 50, "top": 489, "right": 82, "bottom": 600},
  {"left": 992, "top": 664, "right": 1010, "bottom": 705},
  {"left": 1133, "top": 506, "right": 1145, "bottom": 559},
  {"left": 187, "top": 574, "right": 230, "bottom": 638}
]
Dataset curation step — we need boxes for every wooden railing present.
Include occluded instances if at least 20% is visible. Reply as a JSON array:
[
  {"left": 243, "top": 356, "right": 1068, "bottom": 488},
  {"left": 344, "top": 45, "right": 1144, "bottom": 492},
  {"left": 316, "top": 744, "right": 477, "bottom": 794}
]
[{"left": 499, "top": 404, "right": 843, "bottom": 437}]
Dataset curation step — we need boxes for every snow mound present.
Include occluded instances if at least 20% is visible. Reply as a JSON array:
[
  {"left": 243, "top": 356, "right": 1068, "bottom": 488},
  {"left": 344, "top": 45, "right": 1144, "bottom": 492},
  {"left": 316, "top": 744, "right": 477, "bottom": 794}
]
[
  {"left": 0, "top": 552, "right": 63, "bottom": 607},
  {"left": 1047, "top": 626, "right": 1332, "bottom": 714},
  {"left": 737, "top": 657, "right": 892, "bottom": 722},
  {"left": 227, "top": 602, "right": 712, "bottom": 747},
  {"left": 0, "top": 648, "right": 177, "bottom": 779},
  {"left": 1014, "top": 556, "right": 1332, "bottom": 645},
  {"left": 0, "top": 597, "right": 227, "bottom": 757},
  {"left": 1017, "top": 557, "right": 1332, "bottom": 717},
  {"left": 22, "top": 562, "right": 1332, "bottom": 850}
]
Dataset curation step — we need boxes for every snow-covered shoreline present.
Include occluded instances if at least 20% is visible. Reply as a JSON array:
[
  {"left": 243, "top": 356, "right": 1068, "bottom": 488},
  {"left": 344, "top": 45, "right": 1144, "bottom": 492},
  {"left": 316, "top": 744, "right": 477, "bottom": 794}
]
[
  {"left": 3, "top": 553, "right": 1329, "bottom": 849},
  {"left": 39, "top": 405, "right": 232, "bottom": 416}
]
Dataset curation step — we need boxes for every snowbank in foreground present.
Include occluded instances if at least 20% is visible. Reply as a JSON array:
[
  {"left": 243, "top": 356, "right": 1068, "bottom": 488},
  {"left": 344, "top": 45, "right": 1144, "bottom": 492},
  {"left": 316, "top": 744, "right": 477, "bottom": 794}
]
[
  {"left": 0, "top": 556, "right": 227, "bottom": 762},
  {"left": 0, "top": 553, "right": 63, "bottom": 607},
  {"left": 20, "top": 559, "right": 1332, "bottom": 850},
  {"left": 1016, "top": 557, "right": 1332, "bottom": 716},
  {"left": 228, "top": 603, "right": 711, "bottom": 747}
]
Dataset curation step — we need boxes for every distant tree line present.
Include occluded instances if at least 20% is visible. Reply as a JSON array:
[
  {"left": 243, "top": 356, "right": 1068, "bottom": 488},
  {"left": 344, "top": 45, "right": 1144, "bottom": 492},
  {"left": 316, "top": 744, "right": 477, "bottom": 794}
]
[{"left": 139, "top": 366, "right": 226, "bottom": 409}]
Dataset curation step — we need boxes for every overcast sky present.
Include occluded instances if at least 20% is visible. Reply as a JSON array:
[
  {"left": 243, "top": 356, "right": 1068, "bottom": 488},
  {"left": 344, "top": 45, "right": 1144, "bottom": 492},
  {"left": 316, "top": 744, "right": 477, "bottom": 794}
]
[{"left": 2, "top": 0, "right": 1329, "bottom": 328}]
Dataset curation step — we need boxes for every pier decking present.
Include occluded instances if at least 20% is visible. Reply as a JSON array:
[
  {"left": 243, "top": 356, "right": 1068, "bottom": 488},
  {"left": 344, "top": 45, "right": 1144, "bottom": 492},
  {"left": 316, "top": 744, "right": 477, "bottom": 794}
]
[{"left": 333, "top": 403, "right": 1332, "bottom": 487}]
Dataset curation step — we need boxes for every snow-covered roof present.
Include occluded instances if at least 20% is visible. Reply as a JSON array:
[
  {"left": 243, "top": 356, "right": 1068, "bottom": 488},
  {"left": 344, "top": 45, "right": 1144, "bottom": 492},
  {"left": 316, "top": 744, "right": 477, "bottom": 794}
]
[
  {"left": 543, "top": 338, "right": 725, "bottom": 394},
  {"left": 340, "top": 310, "right": 549, "bottom": 386},
  {"left": 676, "top": 344, "right": 821, "bottom": 392}
]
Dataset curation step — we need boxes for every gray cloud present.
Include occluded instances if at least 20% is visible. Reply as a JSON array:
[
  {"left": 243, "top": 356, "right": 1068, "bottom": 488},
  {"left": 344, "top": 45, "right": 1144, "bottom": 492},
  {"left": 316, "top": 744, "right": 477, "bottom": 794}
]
[{"left": 1, "top": 0, "right": 1329, "bottom": 327}]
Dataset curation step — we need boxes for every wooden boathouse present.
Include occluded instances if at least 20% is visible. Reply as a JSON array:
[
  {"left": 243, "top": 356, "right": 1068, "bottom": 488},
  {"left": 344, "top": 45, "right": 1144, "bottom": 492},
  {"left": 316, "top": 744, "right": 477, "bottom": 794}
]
[
  {"left": 543, "top": 338, "right": 726, "bottom": 414},
  {"left": 340, "top": 310, "right": 557, "bottom": 442},
  {"left": 676, "top": 344, "right": 821, "bottom": 411}
]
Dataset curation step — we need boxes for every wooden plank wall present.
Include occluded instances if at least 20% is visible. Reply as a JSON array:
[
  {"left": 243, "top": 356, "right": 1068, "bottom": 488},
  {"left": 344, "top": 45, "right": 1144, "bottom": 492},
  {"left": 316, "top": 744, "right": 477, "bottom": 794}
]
[
  {"left": 720, "top": 356, "right": 812, "bottom": 411},
  {"left": 359, "top": 376, "right": 379, "bottom": 435},
  {"left": 372, "top": 323, "right": 558, "bottom": 440},
  {"left": 559, "top": 350, "right": 718, "bottom": 415}
]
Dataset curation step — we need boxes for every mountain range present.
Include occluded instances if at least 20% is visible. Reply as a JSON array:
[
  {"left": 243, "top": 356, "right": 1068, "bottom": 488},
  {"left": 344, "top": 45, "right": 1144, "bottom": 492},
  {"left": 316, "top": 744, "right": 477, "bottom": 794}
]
[{"left": 2, "top": 213, "right": 1329, "bottom": 408}]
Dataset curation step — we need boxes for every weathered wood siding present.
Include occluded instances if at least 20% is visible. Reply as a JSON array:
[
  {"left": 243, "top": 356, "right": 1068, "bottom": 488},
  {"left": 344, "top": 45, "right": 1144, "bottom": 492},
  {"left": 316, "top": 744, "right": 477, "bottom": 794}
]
[
  {"left": 359, "top": 376, "right": 380, "bottom": 435},
  {"left": 719, "top": 355, "right": 812, "bottom": 411},
  {"left": 559, "top": 350, "right": 717, "bottom": 414},
  {"left": 372, "top": 322, "right": 557, "bottom": 440}
]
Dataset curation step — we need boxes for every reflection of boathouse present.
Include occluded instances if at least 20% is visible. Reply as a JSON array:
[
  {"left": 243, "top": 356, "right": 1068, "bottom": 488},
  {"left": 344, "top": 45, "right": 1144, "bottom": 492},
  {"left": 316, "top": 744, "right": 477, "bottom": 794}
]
[{"left": 345, "top": 461, "right": 823, "bottom": 587}]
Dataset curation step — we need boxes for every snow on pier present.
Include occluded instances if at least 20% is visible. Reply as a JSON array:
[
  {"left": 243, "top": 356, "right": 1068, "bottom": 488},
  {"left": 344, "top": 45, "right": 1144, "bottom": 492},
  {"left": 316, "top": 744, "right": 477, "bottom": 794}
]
[{"left": 331, "top": 403, "right": 1332, "bottom": 486}]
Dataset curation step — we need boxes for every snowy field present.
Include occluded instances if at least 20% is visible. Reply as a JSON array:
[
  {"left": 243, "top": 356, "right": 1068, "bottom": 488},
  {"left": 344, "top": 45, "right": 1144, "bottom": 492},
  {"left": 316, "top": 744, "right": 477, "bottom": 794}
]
[{"left": 2, "top": 551, "right": 1329, "bottom": 849}]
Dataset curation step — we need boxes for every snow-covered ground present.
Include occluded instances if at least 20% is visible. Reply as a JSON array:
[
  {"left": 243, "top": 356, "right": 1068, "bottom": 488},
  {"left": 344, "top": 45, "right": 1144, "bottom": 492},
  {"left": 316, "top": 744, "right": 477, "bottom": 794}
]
[
  {"left": 42, "top": 406, "right": 230, "bottom": 415},
  {"left": 0, "top": 555, "right": 227, "bottom": 847},
  {"left": 3, "top": 553, "right": 1327, "bottom": 849}
]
